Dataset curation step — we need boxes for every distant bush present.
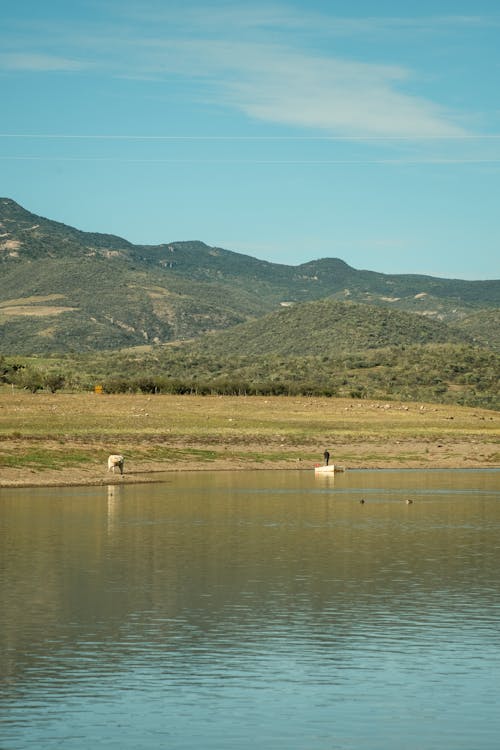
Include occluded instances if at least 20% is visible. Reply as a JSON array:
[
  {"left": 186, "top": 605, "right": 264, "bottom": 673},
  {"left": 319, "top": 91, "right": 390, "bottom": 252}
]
[
  {"left": 44, "top": 373, "right": 66, "bottom": 393},
  {"left": 3, "top": 341, "right": 499, "bottom": 409},
  {"left": 14, "top": 367, "right": 44, "bottom": 393}
]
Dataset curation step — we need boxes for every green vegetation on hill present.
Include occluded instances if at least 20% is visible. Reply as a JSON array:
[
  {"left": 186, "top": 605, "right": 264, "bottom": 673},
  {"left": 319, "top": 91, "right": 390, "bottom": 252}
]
[
  {"left": 3, "top": 339, "right": 498, "bottom": 410},
  {"left": 451, "top": 309, "right": 500, "bottom": 351},
  {"left": 183, "top": 299, "right": 474, "bottom": 358},
  {"left": 1, "top": 197, "right": 499, "bottom": 410},
  {"left": 1, "top": 197, "right": 499, "bottom": 355}
]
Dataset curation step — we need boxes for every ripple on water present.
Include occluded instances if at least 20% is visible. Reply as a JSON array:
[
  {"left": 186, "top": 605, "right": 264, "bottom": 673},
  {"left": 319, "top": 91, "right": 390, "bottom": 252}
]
[{"left": 1, "top": 470, "right": 500, "bottom": 749}]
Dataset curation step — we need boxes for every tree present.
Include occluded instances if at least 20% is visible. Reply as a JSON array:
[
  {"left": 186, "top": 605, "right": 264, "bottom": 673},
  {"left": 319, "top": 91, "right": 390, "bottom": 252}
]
[{"left": 44, "top": 373, "right": 66, "bottom": 393}]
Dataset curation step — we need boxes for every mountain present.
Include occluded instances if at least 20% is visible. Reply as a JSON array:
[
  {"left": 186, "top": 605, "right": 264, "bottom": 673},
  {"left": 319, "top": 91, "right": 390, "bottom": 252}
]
[{"left": 0, "top": 197, "right": 499, "bottom": 355}]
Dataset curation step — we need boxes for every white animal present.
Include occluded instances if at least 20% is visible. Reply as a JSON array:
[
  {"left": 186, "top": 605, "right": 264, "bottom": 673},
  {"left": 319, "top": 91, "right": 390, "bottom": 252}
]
[{"left": 108, "top": 454, "right": 125, "bottom": 475}]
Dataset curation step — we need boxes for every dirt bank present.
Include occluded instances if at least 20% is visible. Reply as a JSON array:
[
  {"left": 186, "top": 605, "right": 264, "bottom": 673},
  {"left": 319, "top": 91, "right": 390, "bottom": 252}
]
[{"left": 1, "top": 436, "right": 497, "bottom": 489}]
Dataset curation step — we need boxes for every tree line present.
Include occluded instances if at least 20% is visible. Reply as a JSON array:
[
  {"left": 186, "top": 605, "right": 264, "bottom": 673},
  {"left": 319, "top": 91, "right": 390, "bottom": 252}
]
[{"left": 1, "top": 344, "right": 498, "bottom": 409}]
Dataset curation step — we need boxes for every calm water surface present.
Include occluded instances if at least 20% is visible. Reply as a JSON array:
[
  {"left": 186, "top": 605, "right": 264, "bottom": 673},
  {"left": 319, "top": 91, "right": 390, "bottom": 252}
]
[{"left": 1, "top": 469, "right": 500, "bottom": 749}]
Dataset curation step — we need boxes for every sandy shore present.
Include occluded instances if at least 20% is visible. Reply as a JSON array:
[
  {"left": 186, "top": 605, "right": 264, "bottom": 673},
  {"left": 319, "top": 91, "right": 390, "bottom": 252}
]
[
  {"left": 1, "top": 436, "right": 498, "bottom": 489},
  {"left": 1, "top": 392, "right": 498, "bottom": 488}
]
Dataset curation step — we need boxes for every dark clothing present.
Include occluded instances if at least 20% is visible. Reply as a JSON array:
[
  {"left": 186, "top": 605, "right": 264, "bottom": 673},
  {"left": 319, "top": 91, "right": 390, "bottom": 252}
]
[{"left": 324, "top": 450, "right": 330, "bottom": 466}]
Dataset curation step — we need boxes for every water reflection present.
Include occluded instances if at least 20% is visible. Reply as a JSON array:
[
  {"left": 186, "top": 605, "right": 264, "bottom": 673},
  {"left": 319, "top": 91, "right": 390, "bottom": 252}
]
[
  {"left": 1, "top": 470, "right": 500, "bottom": 749},
  {"left": 106, "top": 483, "right": 123, "bottom": 533}
]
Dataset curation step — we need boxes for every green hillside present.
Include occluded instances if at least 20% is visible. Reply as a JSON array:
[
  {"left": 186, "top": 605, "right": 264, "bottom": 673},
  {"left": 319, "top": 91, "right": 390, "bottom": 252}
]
[
  {"left": 451, "top": 309, "right": 500, "bottom": 352},
  {"left": 181, "top": 299, "right": 474, "bottom": 358},
  {"left": 4, "top": 296, "right": 497, "bottom": 409},
  {"left": 0, "top": 257, "right": 259, "bottom": 354},
  {"left": 1, "top": 197, "right": 499, "bottom": 355}
]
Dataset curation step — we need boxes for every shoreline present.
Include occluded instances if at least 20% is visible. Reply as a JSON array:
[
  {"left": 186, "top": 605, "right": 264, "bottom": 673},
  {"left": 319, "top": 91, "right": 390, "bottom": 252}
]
[
  {"left": 2, "top": 449, "right": 498, "bottom": 489},
  {"left": 1, "top": 392, "right": 498, "bottom": 489}
]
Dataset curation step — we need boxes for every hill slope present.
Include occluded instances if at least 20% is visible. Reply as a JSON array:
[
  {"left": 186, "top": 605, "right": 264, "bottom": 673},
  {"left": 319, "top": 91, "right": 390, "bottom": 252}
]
[
  {"left": 182, "top": 298, "right": 475, "bottom": 358},
  {"left": 0, "top": 197, "right": 499, "bottom": 355}
]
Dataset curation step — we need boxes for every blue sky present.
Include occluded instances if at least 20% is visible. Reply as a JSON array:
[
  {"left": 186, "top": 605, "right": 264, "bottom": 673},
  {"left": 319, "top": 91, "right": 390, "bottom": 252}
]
[{"left": 1, "top": 0, "right": 499, "bottom": 279}]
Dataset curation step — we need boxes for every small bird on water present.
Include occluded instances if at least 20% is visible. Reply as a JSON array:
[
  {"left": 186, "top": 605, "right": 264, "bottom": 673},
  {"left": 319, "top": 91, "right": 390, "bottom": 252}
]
[{"left": 406, "top": 499, "right": 413, "bottom": 504}]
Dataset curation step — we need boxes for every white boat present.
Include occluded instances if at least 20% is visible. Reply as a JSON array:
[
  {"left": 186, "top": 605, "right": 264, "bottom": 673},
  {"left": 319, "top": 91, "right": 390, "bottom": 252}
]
[
  {"left": 314, "top": 464, "right": 345, "bottom": 474},
  {"left": 314, "top": 464, "right": 336, "bottom": 473}
]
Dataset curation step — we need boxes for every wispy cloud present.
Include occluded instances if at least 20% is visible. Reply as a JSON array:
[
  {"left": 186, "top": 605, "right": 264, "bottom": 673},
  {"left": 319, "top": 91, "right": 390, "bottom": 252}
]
[
  {"left": 1, "top": 3, "right": 487, "bottom": 137},
  {"left": 198, "top": 43, "right": 464, "bottom": 137},
  {"left": 0, "top": 53, "right": 87, "bottom": 72},
  {"left": 120, "top": 3, "right": 498, "bottom": 36}
]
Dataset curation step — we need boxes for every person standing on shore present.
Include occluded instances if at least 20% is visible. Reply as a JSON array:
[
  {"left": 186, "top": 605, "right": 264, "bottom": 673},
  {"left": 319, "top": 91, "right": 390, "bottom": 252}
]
[{"left": 323, "top": 449, "right": 330, "bottom": 466}]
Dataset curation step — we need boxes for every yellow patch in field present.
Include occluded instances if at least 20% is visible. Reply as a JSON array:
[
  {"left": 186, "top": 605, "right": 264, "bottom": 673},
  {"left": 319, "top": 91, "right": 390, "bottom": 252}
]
[
  {"left": 0, "top": 294, "right": 77, "bottom": 318},
  {"left": 0, "top": 294, "right": 66, "bottom": 307},
  {"left": 0, "top": 305, "right": 77, "bottom": 318},
  {"left": 0, "top": 239, "right": 21, "bottom": 251}
]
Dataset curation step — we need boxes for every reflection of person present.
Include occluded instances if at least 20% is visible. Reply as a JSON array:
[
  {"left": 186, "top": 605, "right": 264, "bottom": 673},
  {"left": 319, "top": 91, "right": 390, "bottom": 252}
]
[{"left": 323, "top": 449, "right": 330, "bottom": 466}]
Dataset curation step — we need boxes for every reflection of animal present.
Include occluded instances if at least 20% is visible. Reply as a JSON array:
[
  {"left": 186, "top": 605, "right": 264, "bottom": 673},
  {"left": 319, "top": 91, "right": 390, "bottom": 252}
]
[{"left": 108, "top": 454, "right": 124, "bottom": 475}]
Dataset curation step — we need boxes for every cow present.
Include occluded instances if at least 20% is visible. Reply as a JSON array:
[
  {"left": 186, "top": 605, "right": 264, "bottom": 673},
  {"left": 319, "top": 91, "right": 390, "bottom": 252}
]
[{"left": 107, "top": 454, "right": 125, "bottom": 475}]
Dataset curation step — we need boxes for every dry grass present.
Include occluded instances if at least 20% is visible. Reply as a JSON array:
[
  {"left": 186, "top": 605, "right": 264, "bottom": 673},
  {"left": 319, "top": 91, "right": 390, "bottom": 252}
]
[
  {"left": 0, "top": 305, "right": 77, "bottom": 318},
  {"left": 0, "top": 389, "right": 498, "bottom": 487},
  {"left": 0, "top": 294, "right": 76, "bottom": 319}
]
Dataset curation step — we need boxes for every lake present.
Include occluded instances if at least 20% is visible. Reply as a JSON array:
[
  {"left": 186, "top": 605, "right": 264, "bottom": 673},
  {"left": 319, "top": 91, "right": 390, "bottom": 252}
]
[{"left": 1, "top": 469, "right": 500, "bottom": 749}]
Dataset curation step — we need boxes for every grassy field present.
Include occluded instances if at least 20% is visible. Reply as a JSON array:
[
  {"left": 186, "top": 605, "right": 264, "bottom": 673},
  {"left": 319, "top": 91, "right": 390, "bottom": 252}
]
[{"left": 0, "top": 388, "right": 498, "bottom": 486}]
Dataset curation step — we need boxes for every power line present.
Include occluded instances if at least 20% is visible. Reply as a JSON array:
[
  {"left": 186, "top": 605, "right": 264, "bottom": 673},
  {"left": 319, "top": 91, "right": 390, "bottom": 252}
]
[
  {"left": 2, "top": 155, "right": 499, "bottom": 164},
  {"left": 1, "top": 133, "right": 500, "bottom": 141}
]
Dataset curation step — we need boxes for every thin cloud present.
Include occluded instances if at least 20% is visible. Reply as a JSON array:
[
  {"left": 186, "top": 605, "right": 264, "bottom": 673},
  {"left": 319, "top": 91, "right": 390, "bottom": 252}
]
[
  {"left": 2, "top": 155, "right": 499, "bottom": 165},
  {"left": 93, "top": 35, "right": 467, "bottom": 137},
  {"left": 0, "top": 53, "right": 87, "bottom": 72},
  {"left": 120, "top": 3, "right": 498, "bottom": 35},
  {"left": 2, "top": 134, "right": 499, "bottom": 140},
  {"left": 208, "top": 45, "right": 464, "bottom": 137},
  {"left": 0, "top": 3, "right": 485, "bottom": 137}
]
